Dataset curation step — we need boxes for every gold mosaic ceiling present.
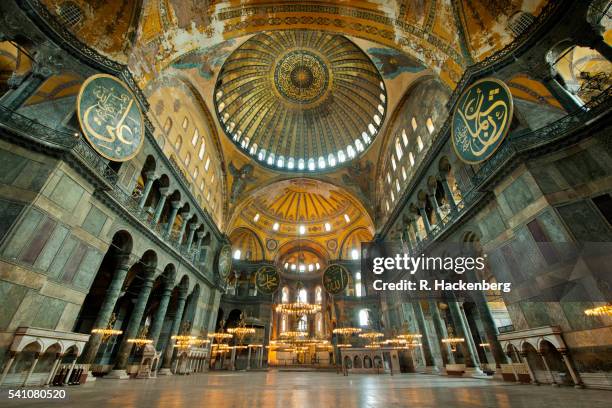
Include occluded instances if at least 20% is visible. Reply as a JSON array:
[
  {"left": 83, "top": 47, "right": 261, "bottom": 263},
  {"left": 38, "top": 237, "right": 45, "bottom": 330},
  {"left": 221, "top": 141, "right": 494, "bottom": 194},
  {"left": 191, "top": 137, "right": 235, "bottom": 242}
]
[
  {"left": 214, "top": 30, "right": 386, "bottom": 172},
  {"left": 228, "top": 178, "right": 374, "bottom": 262}
]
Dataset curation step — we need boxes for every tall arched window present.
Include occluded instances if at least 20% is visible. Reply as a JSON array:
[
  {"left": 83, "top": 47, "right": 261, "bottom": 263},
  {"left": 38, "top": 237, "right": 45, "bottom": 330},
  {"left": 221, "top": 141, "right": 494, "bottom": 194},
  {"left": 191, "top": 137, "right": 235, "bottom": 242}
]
[
  {"left": 359, "top": 309, "right": 370, "bottom": 326},
  {"left": 355, "top": 272, "right": 363, "bottom": 297},
  {"left": 281, "top": 314, "right": 288, "bottom": 332},
  {"left": 315, "top": 312, "right": 323, "bottom": 336},
  {"left": 315, "top": 286, "right": 322, "bottom": 304},
  {"left": 298, "top": 288, "right": 307, "bottom": 303},
  {"left": 281, "top": 286, "right": 289, "bottom": 303},
  {"left": 298, "top": 315, "right": 307, "bottom": 331}
]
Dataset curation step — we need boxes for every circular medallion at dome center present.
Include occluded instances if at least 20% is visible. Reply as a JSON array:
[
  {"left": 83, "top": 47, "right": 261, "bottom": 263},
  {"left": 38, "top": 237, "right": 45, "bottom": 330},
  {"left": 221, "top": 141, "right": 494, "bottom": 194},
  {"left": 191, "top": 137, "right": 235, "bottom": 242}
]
[{"left": 274, "top": 50, "right": 329, "bottom": 104}]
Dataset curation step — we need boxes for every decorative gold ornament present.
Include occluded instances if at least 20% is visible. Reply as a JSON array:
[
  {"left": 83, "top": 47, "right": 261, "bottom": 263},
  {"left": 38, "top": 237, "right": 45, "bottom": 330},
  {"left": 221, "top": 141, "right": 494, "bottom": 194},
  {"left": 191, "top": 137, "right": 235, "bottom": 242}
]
[
  {"left": 442, "top": 328, "right": 465, "bottom": 352},
  {"left": 332, "top": 327, "right": 362, "bottom": 335},
  {"left": 358, "top": 332, "right": 384, "bottom": 340},
  {"left": 275, "top": 301, "right": 321, "bottom": 316},
  {"left": 91, "top": 313, "right": 123, "bottom": 342},
  {"left": 584, "top": 304, "right": 612, "bottom": 316},
  {"left": 127, "top": 327, "right": 153, "bottom": 349}
]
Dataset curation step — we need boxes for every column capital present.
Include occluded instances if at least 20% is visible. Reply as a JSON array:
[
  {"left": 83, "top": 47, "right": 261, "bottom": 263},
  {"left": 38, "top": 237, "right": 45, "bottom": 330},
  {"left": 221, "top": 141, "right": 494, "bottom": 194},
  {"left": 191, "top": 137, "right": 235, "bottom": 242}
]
[
  {"left": 31, "top": 46, "right": 65, "bottom": 78},
  {"left": 143, "top": 264, "right": 157, "bottom": 279},
  {"left": 115, "top": 252, "right": 132, "bottom": 270},
  {"left": 159, "top": 187, "right": 171, "bottom": 196},
  {"left": 144, "top": 171, "right": 157, "bottom": 179},
  {"left": 170, "top": 200, "right": 182, "bottom": 209}
]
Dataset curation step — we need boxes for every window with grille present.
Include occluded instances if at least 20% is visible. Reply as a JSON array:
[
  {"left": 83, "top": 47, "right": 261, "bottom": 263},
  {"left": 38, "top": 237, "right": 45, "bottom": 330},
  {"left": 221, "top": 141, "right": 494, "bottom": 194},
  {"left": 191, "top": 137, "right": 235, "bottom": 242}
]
[
  {"left": 508, "top": 12, "right": 535, "bottom": 37},
  {"left": 58, "top": 2, "right": 83, "bottom": 28}
]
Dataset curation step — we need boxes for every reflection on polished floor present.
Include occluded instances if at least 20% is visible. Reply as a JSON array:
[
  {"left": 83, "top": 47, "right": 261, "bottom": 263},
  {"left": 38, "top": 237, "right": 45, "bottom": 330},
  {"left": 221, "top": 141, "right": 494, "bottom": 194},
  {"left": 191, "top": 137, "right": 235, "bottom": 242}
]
[{"left": 4, "top": 372, "right": 611, "bottom": 408}]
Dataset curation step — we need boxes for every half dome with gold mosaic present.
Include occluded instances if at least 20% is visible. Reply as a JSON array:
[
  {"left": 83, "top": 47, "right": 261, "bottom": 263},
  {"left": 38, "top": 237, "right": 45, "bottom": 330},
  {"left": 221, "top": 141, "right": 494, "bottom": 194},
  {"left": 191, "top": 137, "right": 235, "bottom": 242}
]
[{"left": 214, "top": 30, "right": 387, "bottom": 172}]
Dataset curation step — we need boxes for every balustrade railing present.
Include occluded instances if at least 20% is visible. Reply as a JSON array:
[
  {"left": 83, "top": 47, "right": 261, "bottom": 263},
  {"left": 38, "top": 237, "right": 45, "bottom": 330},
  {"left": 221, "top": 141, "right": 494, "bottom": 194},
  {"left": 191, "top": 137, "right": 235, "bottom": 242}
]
[{"left": 0, "top": 104, "right": 118, "bottom": 185}]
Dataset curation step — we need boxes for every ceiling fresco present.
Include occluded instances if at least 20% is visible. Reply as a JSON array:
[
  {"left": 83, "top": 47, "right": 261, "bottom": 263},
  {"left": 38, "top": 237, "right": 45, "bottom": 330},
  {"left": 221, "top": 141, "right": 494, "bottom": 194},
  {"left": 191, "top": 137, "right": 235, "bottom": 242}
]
[
  {"left": 29, "top": 0, "right": 559, "bottom": 239},
  {"left": 228, "top": 178, "right": 374, "bottom": 261},
  {"left": 213, "top": 30, "right": 387, "bottom": 172}
]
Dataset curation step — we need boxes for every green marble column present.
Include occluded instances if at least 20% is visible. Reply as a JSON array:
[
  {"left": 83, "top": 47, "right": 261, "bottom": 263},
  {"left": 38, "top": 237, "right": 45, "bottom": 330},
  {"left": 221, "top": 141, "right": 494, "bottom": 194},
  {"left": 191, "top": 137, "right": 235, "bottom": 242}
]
[
  {"left": 138, "top": 174, "right": 155, "bottom": 209},
  {"left": 160, "top": 287, "right": 188, "bottom": 370},
  {"left": 80, "top": 253, "right": 131, "bottom": 364},
  {"left": 428, "top": 300, "right": 454, "bottom": 365},
  {"left": 111, "top": 266, "right": 157, "bottom": 372},
  {"left": 412, "top": 300, "right": 435, "bottom": 367},
  {"left": 149, "top": 279, "right": 174, "bottom": 348},
  {"left": 165, "top": 201, "right": 181, "bottom": 235},
  {"left": 448, "top": 300, "right": 478, "bottom": 368},
  {"left": 470, "top": 290, "right": 506, "bottom": 367}
]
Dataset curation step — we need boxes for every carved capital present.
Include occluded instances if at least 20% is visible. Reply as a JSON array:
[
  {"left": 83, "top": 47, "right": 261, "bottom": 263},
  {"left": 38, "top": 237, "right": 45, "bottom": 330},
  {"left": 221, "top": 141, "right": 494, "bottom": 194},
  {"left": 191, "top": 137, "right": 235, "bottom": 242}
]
[{"left": 31, "top": 45, "right": 65, "bottom": 78}]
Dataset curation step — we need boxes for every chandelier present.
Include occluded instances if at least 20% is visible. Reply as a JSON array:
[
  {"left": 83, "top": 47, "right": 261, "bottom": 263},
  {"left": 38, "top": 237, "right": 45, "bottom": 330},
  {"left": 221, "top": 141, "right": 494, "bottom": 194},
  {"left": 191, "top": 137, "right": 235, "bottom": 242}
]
[
  {"left": 208, "top": 332, "right": 233, "bottom": 340},
  {"left": 275, "top": 301, "right": 321, "bottom": 316},
  {"left": 91, "top": 313, "right": 123, "bottom": 342},
  {"left": 280, "top": 330, "right": 308, "bottom": 339},
  {"left": 358, "top": 332, "right": 384, "bottom": 340},
  {"left": 336, "top": 343, "right": 352, "bottom": 348},
  {"left": 227, "top": 327, "right": 256, "bottom": 336},
  {"left": 442, "top": 328, "right": 464, "bottom": 352},
  {"left": 584, "top": 304, "right": 612, "bottom": 316},
  {"left": 332, "top": 327, "right": 362, "bottom": 335},
  {"left": 396, "top": 333, "right": 422, "bottom": 340},
  {"left": 127, "top": 327, "right": 153, "bottom": 348}
]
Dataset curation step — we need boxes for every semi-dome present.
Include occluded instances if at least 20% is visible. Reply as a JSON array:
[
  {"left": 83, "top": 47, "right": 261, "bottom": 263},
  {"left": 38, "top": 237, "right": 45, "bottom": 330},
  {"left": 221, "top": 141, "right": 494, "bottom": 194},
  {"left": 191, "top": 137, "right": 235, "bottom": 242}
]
[{"left": 214, "top": 30, "right": 387, "bottom": 172}]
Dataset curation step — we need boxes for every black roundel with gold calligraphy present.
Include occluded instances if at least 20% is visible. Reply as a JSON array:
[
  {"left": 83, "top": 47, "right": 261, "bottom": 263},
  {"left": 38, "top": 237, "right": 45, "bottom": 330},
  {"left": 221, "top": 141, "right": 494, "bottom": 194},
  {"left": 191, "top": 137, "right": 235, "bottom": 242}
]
[
  {"left": 323, "top": 264, "right": 349, "bottom": 295},
  {"left": 451, "top": 78, "right": 513, "bottom": 164},
  {"left": 77, "top": 74, "right": 144, "bottom": 162},
  {"left": 255, "top": 266, "right": 280, "bottom": 295},
  {"left": 217, "top": 244, "right": 232, "bottom": 280}
]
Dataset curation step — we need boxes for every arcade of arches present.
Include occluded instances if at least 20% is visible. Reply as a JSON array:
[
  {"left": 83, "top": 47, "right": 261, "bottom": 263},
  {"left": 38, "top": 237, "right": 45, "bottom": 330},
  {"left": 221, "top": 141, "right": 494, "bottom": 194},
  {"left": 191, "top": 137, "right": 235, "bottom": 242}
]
[{"left": 0, "top": 0, "right": 611, "bottom": 407}]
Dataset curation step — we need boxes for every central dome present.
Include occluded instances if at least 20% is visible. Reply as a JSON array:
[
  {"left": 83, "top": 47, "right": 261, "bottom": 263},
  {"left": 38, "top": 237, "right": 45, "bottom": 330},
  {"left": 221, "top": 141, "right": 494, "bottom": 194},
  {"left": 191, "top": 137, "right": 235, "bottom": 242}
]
[{"left": 215, "top": 30, "right": 387, "bottom": 172}]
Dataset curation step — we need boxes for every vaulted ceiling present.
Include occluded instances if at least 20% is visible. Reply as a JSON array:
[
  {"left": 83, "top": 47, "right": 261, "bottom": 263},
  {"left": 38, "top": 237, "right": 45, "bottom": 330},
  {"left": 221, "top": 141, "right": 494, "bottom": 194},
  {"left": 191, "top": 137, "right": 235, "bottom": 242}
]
[{"left": 34, "top": 0, "right": 552, "bottom": 235}]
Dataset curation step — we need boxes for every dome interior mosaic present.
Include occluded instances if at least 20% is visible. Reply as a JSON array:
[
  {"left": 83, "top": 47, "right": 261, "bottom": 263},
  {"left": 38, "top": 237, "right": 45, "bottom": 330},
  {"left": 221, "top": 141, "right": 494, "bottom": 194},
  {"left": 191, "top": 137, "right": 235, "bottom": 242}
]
[{"left": 214, "top": 30, "right": 387, "bottom": 172}]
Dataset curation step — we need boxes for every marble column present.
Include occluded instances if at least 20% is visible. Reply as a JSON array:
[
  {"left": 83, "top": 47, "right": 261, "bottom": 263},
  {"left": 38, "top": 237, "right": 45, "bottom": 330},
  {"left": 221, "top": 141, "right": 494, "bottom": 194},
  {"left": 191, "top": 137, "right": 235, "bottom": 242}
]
[
  {"left": 0, "top": 46, "right": 62, "bottom": 110},
  {"left": 459, "top": 304, "right": 482, "bottom": 367},
  {"left": 427, "top": 194, "right": 444, "bottom": 225},
  {"left": 149, "top": 278, "right": 174, "bottom": 348},
  {"left": 560, "top": 349, "right": 583, "bottom": 388},
  {"left": 538, "top": 352, "right": 558, "bottom": 386},
  {"left": 541, "top": 74, "right": 583, "bottom": 112},
  {"left": 411, "top": 301, "right": 435, "bottom": 369},
  {"left": 176, "top": 214, "right": 190, "bottom": 244},
  {"left": 428, "top": 300, "right": 454, "bottom": 365},
  {"left": 45, "top": 354, "right": 62, "bottom": 386},
  {"left": 185, "top": 223, "right": 198, "bottom": 251},
  {"left": 439, "top": 175, "right": 459, "bottom": 215},
  {"left": 165, "top": 201, "right": 181, "bottom": 235},
  {"left": 418, "top": 207, "right": 432, "bottom": 235},
  {"left": 22, "top": 353, "right": 40, "bottom": 386},
  {"left": 447, "top": 300, "right": 478, "bottom": 368},
  {"left": 469, "top": 290, "right": 506, "bottom": 368},
  {"left": 159, "top": 287, "right": 188, "bottom": 373},
  {"left": 108, "top": 266, "right": 157, "bottom": 378},
  {"left": 410, "top": 218, "right": 421, "bottom": 243},
  {"left": 0, "top": 351, "right": 17, "bottom": 386},
  {"left": 520, "top": 351, "right": 539, "bottom": 385},
  {"left": 153, "top": 189, "right": 170, "bottom": 224},
  {"left": 194, "top": 232, "right": 205, "bottom": 262},
  {"left": 80, "top": 254, "right": 131, "bottom": 365},
  {"left": 138, "top": 173, "right": 156, "bottom": 209}
]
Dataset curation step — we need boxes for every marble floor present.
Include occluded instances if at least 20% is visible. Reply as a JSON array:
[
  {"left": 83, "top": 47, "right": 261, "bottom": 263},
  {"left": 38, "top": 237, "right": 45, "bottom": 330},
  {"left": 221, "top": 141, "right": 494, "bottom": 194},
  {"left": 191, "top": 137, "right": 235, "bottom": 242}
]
[{"left": 2, "top": 371, "right": 610, "bottom": 408}]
